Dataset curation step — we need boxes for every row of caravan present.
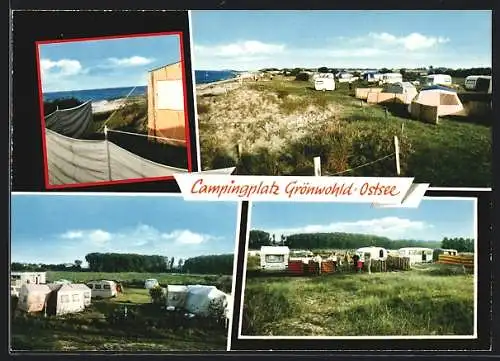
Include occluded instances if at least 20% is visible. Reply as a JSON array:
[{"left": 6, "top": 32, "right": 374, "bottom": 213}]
[{"left": 258, "top": 246, "right": 459, "bottom": 271}]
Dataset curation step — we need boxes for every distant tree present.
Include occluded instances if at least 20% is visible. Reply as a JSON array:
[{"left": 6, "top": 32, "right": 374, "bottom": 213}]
[
  {"left": 379, "top": 68, "right": 391, "bottom": 74},
  {"left": 169, "top": 257, "right": 175, "bottom": 270},
  {"left": 248, "top": 230, "right": 271, "bottom": 249},
  {"left": 182, "top": 254, "right": 234, "bottom": 275},
  {"left": 272, "top": 234, "right": 276, "bottom": 245},
  {"left": 290, "top": 68, "right": 302, "bottom": 76},
  {"left": 318, "top": 67, "right": 329, "bottom": 73},
  {"left": 74, "top": 260, "right": 83, "bottom": 269},
  {"left": 177, "top": 258, "right": 184, "bottom": 270}
]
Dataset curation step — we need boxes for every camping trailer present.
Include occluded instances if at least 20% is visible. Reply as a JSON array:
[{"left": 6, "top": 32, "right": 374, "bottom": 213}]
[
  {"left": 144, "top": 279, "right": 159, "bottom": 290},
  {"left": 398, "top": 247, "right": 434, "bottom": 265},
  {"left": 379, "top": 73, "right": 403, "bottom": 84},
  {"left": 314, "top": 74, "right": 335, "bottom": 91},
  {"left": 382, "top": 82, "right": 418, "bottom": 103},
  {"left": 147, "top": 61, "right": 187, "bottom": 147},
  {"left": 86, "top": 280, "right": 118, "bottom": 298},
  {"left": 260, "top": 246, "right": 290, "bottom": 271},
  {"left": 363, "top": 72, "right": 383, "bottom": 83},
  {"left": 355, "top": 247, "right": 388, "bottom": 262},
  {"left": 45, "top": 284, "right": 90, "bottom": 315},
  {"left": 11, "top": 272, "right": 46, "bottom": 286},
  {"left": 166, "top": 285, "right": 190, "bottom": 309},
  {"left": 433, "top": 248, "right": 459, "bottom": 261},
  {"left": 337, "top": 72, "right": 357, "bottom": 83},
  {"left": 465, "top": 75, "right": 492, "bottom": 91},
  {"left": 423, "top": 74, "right": 452, "bottom": 87}
]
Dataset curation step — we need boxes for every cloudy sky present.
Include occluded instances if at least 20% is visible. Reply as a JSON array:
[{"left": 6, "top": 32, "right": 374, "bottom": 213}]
[
  {"left": 38, "top": 33, "right": 181, "bottom": 92},
  {"left": 11, "top": 194, "right": 238, "bottom": 266},
  {"left": 191, "top": 10, "right": 492, "bottom": 71},
  {"left": 249, "top": 198, "right": 476, "bottom": 242}
]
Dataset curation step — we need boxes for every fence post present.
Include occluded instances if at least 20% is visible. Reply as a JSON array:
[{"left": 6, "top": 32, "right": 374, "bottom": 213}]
[
  {"left": 104, "top": 125, "right": 112, "bottom": 181},
  {"left": 314, "top": 156, "right": 321, "bottom": 176},
  {"left": 394, "top": 136, "right": 401, "bottom": 176}
]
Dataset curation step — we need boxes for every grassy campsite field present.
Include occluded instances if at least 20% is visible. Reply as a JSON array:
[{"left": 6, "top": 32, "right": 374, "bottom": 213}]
[
  {"left": 242, "top": 264, "right": 474, "bottom": 337},
  {"left": 198, "top": 76, "right": 491, "bottom": 187},
  {"left": 11, "top": 272, "right": 231, "bottom": 351}
]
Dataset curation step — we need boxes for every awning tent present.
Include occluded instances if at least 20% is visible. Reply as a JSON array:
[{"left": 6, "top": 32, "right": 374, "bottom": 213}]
[
  {"left": 45, "top": 101, "right": 93, "bottom": 139},
  {"left": 409, "top": 85, "right": 464, "bottom": 117}
]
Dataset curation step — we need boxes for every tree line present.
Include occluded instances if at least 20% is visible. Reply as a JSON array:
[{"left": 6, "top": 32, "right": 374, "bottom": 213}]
[
  {"left": 12, "top": 252, "right": 235, "bottom": 275},
  {"left": 441, "top": 237, "right": 474, "bottom": 253},
  {"left": 249, "top": 229, "right": 444, "bottom": 250},
  {"left": 182, "top": 254, "right": 234, "bottom": 275}
]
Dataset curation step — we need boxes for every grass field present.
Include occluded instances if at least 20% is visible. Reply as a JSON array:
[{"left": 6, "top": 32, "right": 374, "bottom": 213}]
[
  {"left": 11, "top": 272, "right": 231, "bottom": 351},
  {"left": 198, "top": 76, "right": 491, "bottom": 187},
  {"left": 242, "top": 264, "right": 474, "bottom": 336}
]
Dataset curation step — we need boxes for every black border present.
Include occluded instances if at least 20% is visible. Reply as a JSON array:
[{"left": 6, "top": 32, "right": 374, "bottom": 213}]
[
  {"left": 10, "top": 10, "right": 197, "bottom": 193},
  {"left": 231, "top": 191, "right": 492, "bottom": 352}
]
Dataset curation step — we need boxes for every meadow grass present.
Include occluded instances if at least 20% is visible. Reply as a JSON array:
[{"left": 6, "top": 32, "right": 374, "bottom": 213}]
[{"left": 242, "top": 265, "right": 474, "bottom": 336}]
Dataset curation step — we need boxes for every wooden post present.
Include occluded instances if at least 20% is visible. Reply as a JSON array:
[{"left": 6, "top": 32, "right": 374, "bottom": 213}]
[
  {"left": 394, "top": 136, "right": 401, "bottom": 176},
  {"left": 313, "top": 156, "right": 321, "bottom": 176},
  {"left": 104, "top": 125, "right": 112, "bottom": 181}
]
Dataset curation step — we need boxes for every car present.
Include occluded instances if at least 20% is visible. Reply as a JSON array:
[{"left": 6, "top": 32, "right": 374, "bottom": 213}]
[{"left": 144, "top": 278, "right": 159, "bottom": 290}]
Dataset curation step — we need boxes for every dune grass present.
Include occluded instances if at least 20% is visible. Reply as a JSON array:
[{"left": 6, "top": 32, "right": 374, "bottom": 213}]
[
  {"left": 198, "top": 77, "right": 491, "bottom": 187},
  {"left": 242, "top": 264, "right": 474, "bottom": 337}
]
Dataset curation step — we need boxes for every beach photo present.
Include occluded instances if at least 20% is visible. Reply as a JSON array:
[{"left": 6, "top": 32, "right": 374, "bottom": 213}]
[
  {"left": 10, "top": 193, "right": 239, "bottom": 351},
  {"left": 240, "top": 198, "right": 477, "bottom": 337},
  {"left": 192, "top": 10, "right": 492, "bottom": 188},
  {"left": 36, "top": 32, "right": 205, "bottom": 188}
]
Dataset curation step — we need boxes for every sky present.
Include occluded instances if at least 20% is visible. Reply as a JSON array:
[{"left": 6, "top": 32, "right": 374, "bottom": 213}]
[
  {"left": 11, "top": 194, "right": 238, "bottom": 266},
  {"left": 191, "top": 10, "right": 492, "bottom": 71},
  {"left": 249, "top": 198, "right": 476, "bottom": 243},
  {"left": 38, "top": 33, "right": 181, "bottom": 92}
]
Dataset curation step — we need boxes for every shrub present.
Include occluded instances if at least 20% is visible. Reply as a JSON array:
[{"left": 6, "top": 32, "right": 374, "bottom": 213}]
[
  {"left": 197, "top": 102, "right": 211, "bottom": 114},
  {"left": 295, "top": 73, "right": 310, "bottom": 81},
  {"left": 43, "top": 97, "right": 83, "bottom": 116},
  {"left": 149, "top": 286, "right": 166, "bottom": 304}
]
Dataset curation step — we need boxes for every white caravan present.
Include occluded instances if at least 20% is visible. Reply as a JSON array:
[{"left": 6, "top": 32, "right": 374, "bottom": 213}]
[
  {"left": 260, "top": 246, "right": 290, "bottom": 271},
  {"left": 423, "top": 74, "right": 452, "bottom": 87},
  {"left": 86, "top": 280, "right": 118, "bottom": 298},
  {"left": 379, "top": 73, "right": 403, "bottom": 84},
  {"left": 314, "top": 74, "right": 335, "bottom": 91},
  {"left": 355, "top": 246, "right": 388, "bottom": 262},
  {"left": 464, "top": 75, "right": 491, "bottom": 91},
  {"left": 398, "top": 247, "right": 434, "bottom": 265}
]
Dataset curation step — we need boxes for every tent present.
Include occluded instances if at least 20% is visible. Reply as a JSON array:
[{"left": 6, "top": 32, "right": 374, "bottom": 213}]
[
  {"left": 408, "top": 85, "right": 464, "bottom": 118},
  {"left": 147, "top": 62, "right": 186, "bottom": 147},
  {"left": 45, "top": 101, "right": 93, "bottom": 139},
  {"left": 45, "top": 284, "right": 89, "bottom": 315},
  {"left": 166, "top": 285, "right": 189, "bottom": 309},
  {"left": 17, "top": 284, "right": 52, "bottom": 313},
  {"left": 184, "top": 285, "right": 231, "bottom": 318},
  {"left": 70, "top": 283, "right": 92, "bottom": 306}
]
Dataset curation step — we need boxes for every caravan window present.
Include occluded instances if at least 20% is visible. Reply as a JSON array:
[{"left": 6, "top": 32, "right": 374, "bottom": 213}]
[
  {"left": 72, "top": 294, "right": 80, "bottom": 302},
  {"left": 379, "top": 249, "right": 384, "bottom": 258},
  {"left": 94, "top": 284, "right": 102, "bottom": 290},
  {"left": 265, "top": 255, "right": 285, "bottom": 263},
  {"left": 86, "top": 284, "right": 93, "bottom": 289},
  {"left": 61, "top": 295, "right": 70, "bottom": 303},
  {"left": 12, "top": 275, "right": 21, "bottom": 280},
  {"left": 103, "top": 284, "right": 111, "bottom": 290}
]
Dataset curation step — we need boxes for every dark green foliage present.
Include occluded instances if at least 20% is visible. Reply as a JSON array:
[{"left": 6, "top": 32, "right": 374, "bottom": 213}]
[
  {"left": 182, "top": 254, "right": 234, "bottom": 275},
  {"left": 281, "top": 232, "right": 441, "bottom": 250},
  {"left": 295, "top": 73, "right": 310, "bottom": 81},
  {"left": 248, "top": 230, "right": 272, "bottom": 249},
  {"left": 441, "top": 237, "right": 474, "bottom": 253},
  {"left": 43, "top": 97, "right": 83, "bottom": 116},
  {"left": 85, "top": 253, "right": 168, "bottom": 273}
]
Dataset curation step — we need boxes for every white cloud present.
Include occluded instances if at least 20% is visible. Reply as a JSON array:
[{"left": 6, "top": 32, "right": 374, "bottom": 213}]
[
  {"left": 59, "top": 229, "right": 111, "bottom": 245},
  {"left": 195, "top": 40, "right": 285, "bottom": 58},
  {"left": 162, "top": 229, "right": 216, "bottom": 245},
  {"left": 267, "top": 217, "right": 431, "bottom": 241},
  {"left": 40, "top": 58, "right": 83, "bottom": 76},
  {"left": 107, "top": 56, "right": 155, "bottom": 67},
  {"left": 368, "top": 32, "right": 450, "bottom": 51}
]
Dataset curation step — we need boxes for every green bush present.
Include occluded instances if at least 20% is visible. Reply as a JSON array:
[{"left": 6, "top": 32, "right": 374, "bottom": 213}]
[{"left": 295, "top": 72, "right": 310, "bottom": 82}]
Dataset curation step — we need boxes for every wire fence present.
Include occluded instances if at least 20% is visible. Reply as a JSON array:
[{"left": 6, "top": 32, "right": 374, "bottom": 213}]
[{"left": 323, "top": 152, "right": 396, "bottom": 176}]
